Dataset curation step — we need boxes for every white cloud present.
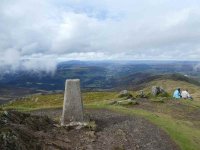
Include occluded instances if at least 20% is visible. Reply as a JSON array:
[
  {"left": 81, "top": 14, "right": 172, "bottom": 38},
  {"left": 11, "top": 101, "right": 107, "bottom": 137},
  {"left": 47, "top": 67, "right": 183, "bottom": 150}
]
[
  {"left": 22, "top": 58, "right": 57, "bottom": 74},
  {"left": 0, "top": 0, "right": 200, "bottom": 73},
  {"left": 1, "top": 48, "right": 21, "bottom": 66}
]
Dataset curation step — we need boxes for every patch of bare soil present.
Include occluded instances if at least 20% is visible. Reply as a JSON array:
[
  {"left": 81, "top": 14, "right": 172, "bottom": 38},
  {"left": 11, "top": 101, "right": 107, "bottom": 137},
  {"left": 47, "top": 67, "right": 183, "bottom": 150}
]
[
  {"left": 88, "top": 109, "right": 179, "bottom": 150},
  {"left": 0, "top": 109, "right": 180, "bottom": 150},
  {"left": 187, "top": 109, "right": 200, "bottom": 121}
]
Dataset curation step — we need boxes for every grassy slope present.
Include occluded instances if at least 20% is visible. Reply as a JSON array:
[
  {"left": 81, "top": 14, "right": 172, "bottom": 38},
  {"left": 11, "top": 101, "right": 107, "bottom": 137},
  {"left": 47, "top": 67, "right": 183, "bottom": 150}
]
[
  {"left": 1, "top": 79, "right": 200, "bottom": 150},
  {"left": 1, "top": 92, "right": 117, "bottom": 111},
  {"left": 141, "top": 79, "right": 200, "bottom": 109},
  {"left": 143, "top": 79, "right": 200, "bottom": 99}
]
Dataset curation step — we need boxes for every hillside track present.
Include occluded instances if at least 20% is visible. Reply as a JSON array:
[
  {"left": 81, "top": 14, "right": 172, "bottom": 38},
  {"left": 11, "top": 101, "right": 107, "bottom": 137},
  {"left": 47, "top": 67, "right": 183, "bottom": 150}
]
[{"left": 30, "top": 108, "right": 180, "bottom": 150}]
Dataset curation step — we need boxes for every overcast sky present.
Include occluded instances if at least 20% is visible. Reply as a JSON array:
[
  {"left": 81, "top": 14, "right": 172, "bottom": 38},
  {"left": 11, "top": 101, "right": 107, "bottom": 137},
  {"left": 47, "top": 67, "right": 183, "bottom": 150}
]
[{"left": 0, "top": 0, "right": 200, "bottom": 72}]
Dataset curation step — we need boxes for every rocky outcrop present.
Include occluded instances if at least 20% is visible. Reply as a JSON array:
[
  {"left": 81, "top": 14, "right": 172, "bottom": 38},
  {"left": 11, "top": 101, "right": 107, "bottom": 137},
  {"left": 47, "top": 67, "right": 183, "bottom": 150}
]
[{"left": 151, "top": 86, "right": 166, "bottom": 96}]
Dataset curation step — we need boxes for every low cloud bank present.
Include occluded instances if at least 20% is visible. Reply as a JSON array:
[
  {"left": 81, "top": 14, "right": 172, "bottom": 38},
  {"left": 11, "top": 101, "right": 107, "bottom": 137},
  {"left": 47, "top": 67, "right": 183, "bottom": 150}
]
[
  {"left": 193, "top": 64, "right": 200, "bottom": 72},
  {"left": 0, "top": 50, "right": 57, "bottom": 74}
]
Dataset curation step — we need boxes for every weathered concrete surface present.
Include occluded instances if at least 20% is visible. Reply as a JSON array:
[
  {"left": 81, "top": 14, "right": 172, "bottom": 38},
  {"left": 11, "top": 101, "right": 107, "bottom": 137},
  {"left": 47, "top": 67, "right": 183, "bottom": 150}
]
[{"left": 61, "top": 79, "right": 84, "bottom": 125}]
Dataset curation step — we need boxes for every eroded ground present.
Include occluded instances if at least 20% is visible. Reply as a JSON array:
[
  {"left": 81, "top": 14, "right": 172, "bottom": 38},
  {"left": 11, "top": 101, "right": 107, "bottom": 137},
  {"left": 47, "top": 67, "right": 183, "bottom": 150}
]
[{"left": 1, "top": 109, "right": 179, "bottom": 150}]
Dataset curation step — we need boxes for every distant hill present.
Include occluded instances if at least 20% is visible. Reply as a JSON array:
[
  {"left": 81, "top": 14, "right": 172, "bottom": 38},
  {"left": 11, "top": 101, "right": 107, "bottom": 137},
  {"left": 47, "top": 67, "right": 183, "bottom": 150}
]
[
  {"left": 115, "top": 73, "right": 200, "bottom": 90},
  {"left": 0, "top": 61, "right": 199, "bottom": 91}
]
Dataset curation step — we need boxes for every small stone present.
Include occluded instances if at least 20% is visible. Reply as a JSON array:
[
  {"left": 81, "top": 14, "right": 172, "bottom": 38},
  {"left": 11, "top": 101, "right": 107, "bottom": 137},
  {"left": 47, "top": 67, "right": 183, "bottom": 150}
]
[{"left": 76, "top": 125, "right": 83, "bottom": 130}]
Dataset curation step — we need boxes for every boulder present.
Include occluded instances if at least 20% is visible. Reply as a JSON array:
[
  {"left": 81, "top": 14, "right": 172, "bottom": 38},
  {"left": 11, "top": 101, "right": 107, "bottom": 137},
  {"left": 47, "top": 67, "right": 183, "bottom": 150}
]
[
  {"left": 118, "top": 90, "right": 133, "bottom": 99},
  {"left": 136, "top": 90, "right": 147, "bottom": 98},
  {"left": 119, "top": 90, "right": 128, "bottom": 95},
  {"left": 152, "top": 86, "right": 166, "bottom": 96}
]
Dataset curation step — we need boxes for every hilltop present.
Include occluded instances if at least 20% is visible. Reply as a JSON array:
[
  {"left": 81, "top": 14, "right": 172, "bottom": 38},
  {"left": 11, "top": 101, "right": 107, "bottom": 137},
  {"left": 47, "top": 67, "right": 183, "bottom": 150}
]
[{"left": 1, "top": 76, "right": 200, "bottom": 150}]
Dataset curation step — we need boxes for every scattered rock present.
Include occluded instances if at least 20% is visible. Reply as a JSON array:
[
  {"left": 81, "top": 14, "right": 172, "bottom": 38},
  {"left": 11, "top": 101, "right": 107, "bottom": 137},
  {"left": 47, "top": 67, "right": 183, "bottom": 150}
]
[
  {"left": 151, "top": 86, "right": 166, "bottom": 96},
  {"left": 116, "top": 99, "right": 138, "bottom": 106},
  {"left": 118, "top": 90, "right": 133, "bottom": 99},
  {"left": 119, "top": 90, "right": 128, "bottom": 95},
  {"left": 62, "top": 121, "right": 97, "bottom": 131},
  {"left": 136, "top": 90, "right": 148, "bottom": 98}
]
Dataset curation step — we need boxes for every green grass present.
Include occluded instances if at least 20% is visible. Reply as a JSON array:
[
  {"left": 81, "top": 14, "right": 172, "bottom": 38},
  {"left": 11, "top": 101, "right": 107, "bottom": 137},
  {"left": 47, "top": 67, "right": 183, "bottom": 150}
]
[
  {"left": 1, "top": 94, "right": 63, "bottom": 111},
  {"left": 82, "top": 92, "right": 117, "bottom": 104},
  {"left": 1, "top": 92, "right": 117, "bottom": 111}
]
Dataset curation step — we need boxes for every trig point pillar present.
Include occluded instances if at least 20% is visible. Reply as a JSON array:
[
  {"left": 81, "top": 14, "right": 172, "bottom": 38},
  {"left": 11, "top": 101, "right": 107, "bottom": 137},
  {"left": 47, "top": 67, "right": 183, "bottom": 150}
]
[{"left": 61, "top": 79, "right": 84, "bottom": 125}]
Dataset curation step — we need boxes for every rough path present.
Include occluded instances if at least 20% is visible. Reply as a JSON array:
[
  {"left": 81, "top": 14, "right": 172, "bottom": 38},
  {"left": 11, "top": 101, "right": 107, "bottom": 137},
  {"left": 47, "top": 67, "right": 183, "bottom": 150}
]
[
  {"left": 91, "top": 109, "right": 179, "bottom": 150},
  {"left": 31, "top": 108, "right": 180, "bottom": 150},
  {"left": 0, "top": 109, "right": 180, "bottom": 150}
]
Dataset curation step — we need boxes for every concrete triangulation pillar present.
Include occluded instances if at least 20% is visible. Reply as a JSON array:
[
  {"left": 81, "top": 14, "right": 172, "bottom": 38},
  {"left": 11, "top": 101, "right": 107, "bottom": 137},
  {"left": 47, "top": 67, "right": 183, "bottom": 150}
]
[{"left": 61, "top": 79, "right": 84, "bottom": 125}]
